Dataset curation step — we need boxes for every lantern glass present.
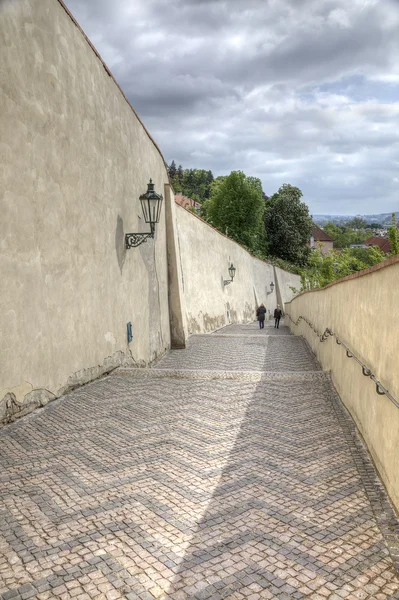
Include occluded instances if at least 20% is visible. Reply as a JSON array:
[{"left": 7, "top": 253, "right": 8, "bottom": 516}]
[
  {"left": 139, "top": 180, "right": 163, "bottom": 224},
  {"left": 229, "top": 264, "right": 236, "bottom": 279},
  {"left": 140, "top": 197, "right": 150, "bottom": 223},
  {"left": 151, "top": 195, "right": 163, "bottom": 223}
]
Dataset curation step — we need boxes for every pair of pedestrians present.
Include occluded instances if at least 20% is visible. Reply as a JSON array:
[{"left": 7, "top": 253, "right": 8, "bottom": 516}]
[{"left": 256, "top": 304, "right": 283, "bottom": 329}]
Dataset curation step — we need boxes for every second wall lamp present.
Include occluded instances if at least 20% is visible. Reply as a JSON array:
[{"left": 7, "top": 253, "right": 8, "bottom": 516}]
[
  {"left": 224, "top": 263, "right": 236, "bottom": 286},
  {"left": 266, "top": 281, "right": 275, "bottom": 295},
  {"left": 125, "top": 179, "right": 163, "bottom": 249}
]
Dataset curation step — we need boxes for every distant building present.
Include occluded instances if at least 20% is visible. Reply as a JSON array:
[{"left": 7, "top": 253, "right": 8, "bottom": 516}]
[
  {"left": 308, "top": 224, "right": 334, "bottom": 255},
  {"left": 363, "top": 236, "right": 392, "bottom": 253},
  {"left": 175, "top": 193, "right": 201, "bottom": 213},
  {"left": 371, "top": 228, "right": 388, "bottom": 237}
]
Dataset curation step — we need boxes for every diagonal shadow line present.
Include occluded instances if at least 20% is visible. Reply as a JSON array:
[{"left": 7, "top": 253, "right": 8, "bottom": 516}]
[
  {"left": 1, "top": 326, "right": 397, "bottom": 600},
  {"left": 154, "top": 329, "right": 398, "bottom": 600}
]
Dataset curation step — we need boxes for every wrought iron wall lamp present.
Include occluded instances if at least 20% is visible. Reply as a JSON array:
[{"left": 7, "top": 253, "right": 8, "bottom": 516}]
[
  {"left": 224, "top": 263, "right": 236, "bottom": 286},
  {"left": 125, "top": 179, "right": 163, "bottom": 249},
  {"left": 266, "top": 281, "right": 275, "bottom": 295}
]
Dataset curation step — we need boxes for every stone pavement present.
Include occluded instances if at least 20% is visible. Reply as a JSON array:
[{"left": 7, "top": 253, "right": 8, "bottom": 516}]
[{"left": 1, "top": 322, "right": 398, "bottom": 600}]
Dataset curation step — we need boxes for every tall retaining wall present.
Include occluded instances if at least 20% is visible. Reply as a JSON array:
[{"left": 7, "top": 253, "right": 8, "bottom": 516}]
[
  {"left": 175, "top": 206, "right": 300, "bottom": 334},
  {"left": 0, "top": 0, "right": 301, "bottom": 424},
  {"left": 0, "top": 0, "right": 172, "bottom": 421},
  {"left": 274, "top": 266, "right": 301, "bottom": 307},
  {"left": 285, "top": 256, "right": 399, "bottom": 511}
]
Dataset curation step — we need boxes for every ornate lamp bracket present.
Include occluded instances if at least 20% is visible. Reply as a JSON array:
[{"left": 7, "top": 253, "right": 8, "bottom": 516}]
[
  {"left": 125, "top": 223, "right": 155, "bottom": 249},
  {"left": 125, "top": 179, "right": 163, "bottom": 249}
]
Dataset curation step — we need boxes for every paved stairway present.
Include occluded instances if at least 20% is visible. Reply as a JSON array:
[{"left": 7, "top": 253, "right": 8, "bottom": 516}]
[{"left": 0, "top": 323, "right": 398, "bottom": 600}]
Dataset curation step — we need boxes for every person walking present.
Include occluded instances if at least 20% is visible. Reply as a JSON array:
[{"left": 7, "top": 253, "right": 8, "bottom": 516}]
[
  {"left": 274, "top": 305, "right": 283, "bottom": 328},
  {"left": 256, "top": 303, "right": 267, "bottom": 329}
]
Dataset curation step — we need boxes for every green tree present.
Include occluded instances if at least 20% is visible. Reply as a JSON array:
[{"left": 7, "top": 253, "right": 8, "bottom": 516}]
[
  {"left": 323, "top": 222, "right": 345, "bottom": 246},
  {"left": 348, "top": 246, "right": 385, "bottom": 266},
  {"left": 176, "top": 168, "right": 215, "bottom": 203},
  {"left": 323, "top": 221, "right": 369, "bottom": 249},
  {"left": 204, "top": 171, "right": 265, "bottom": 252},
  {"left": 264, "top": 184, "right": 313, "bottom": 265},
  {"left": 388, "top": 213, "right": 399, "bottom": 255},
  {"left": 201, "top": 176, "right": 226, "bottom": 219},
  {"left": 168, "top": 160, "right": 177, "bottom": 179},
  {"left": 205, "top": 170, "right": 214, "bottom": 198},
  {"left": 168, "top": 160, "right": 181, "bottom": 191}
]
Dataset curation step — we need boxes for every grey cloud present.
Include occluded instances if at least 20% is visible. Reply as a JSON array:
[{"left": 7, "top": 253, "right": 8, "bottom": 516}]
[{"left": 63, "top": 0, "right": 399, "bottom": 213}]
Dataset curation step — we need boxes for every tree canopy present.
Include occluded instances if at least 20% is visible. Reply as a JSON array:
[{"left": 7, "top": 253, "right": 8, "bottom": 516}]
[
  {"left": 168, "top": 160, "right": 177, "bottom": 180},
  {"left": 203, "top": 171, "right": 265, "bottom": 253},
  {"left": 168, "top": 162, "right": 214, "bottom": 203},
  {"left": 264, "top": 184, "right": 313, "bottom": 265},
  {"left": 322, "top": 222, "right": 369, "bottom": 249},
  {"left": 388, "top": 213, "right": 399, "bottom": 255}
]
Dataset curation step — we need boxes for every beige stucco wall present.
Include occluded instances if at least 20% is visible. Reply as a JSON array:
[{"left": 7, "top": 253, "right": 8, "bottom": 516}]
[
  {"left": 320, "top": 241, "right": 334, "bottom": 255},
  {"left": 285, "top": 257, "right": 399, "bottom": 511},
  {"left": 0, "top": 0, "right": 303, "bottom": 425},
  {"left": 165, "top": 186, "right": 188, "bottom": 348},
  {"left": 274, "top": 266, "right": 301, "bottom": 307},
  {"left": 0, "top": 0, "right": 171, "bottom": 420},
  {"left": 175, "top": 206, "right": 301, "bottom": 334}
]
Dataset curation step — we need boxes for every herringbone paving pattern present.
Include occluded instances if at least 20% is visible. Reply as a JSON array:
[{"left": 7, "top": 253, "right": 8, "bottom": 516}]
[
  {"left": 154, "top": 328, "right": 320, "bottom": 372},
  {"left": 0, "top": 323, "right": 398, "bottom": 599}
]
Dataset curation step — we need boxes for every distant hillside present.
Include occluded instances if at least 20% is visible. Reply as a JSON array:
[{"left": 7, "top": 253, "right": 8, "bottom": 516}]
[{"left": 313, "top": 212, "right": 399, "bottom": 226}]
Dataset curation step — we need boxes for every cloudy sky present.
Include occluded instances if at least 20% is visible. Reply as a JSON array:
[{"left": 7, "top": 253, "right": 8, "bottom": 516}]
[{"left": 64, "top": 0, "right": 399, "bottom": 215}]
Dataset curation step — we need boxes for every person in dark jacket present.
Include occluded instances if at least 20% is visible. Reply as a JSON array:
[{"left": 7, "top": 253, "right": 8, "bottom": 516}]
[
  {"left": 256, "top": 304, "right": 267, "bottom": 329},
  {"left": 274, "top": 305, "right": 283, "bottom": 328}
]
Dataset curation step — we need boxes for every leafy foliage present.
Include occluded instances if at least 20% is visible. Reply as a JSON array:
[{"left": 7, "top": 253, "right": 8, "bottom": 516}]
[
  {"left": 299, "top": 246, "right": 385, "bottom": 290},
  {"left": 168, "top": 162, "right": 214, "bottom": 203},
  {"left": 204, "top": 171, "right": 266, "bottom": 253},
  {"left": 264, "top": 184, "right": 313, "bottom": 266},
  {"left": 323, "top": 222, "right": 369, "bottom": 248}
]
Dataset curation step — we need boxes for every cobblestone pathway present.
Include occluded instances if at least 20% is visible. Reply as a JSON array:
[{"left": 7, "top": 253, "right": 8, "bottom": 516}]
[{"left": 1, "top": 323, "right": 398, "bottom": 600}]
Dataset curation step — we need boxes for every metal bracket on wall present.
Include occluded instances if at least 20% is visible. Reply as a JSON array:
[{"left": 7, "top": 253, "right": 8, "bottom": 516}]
[{"left": 125, "top": 223, "right": 155, "bottom": 249}]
